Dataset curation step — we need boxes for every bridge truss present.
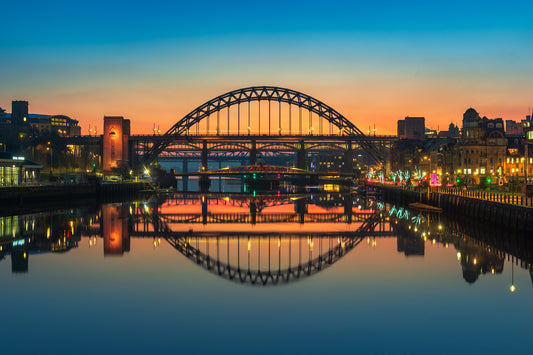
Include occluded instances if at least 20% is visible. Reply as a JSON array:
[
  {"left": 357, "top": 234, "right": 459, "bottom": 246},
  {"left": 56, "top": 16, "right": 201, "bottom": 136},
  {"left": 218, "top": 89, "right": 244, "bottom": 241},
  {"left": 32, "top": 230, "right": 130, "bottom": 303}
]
[{"left": 139, "top": 86, "right": 388, "bottom": 166}]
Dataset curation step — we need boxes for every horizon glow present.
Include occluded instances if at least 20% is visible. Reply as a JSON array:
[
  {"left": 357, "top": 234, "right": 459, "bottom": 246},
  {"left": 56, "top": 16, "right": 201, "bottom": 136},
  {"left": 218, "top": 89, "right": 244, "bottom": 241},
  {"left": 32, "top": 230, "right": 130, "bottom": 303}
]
[{"left": 1, "top": 0, "right": 533, "bottom": 135}]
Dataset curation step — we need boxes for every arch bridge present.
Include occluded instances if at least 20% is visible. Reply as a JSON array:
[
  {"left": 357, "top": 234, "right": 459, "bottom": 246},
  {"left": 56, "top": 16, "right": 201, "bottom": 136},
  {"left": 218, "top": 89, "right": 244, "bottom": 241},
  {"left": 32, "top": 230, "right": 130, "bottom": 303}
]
[{"left": 137, "top": 86, "right": 390, "bottom": 169}]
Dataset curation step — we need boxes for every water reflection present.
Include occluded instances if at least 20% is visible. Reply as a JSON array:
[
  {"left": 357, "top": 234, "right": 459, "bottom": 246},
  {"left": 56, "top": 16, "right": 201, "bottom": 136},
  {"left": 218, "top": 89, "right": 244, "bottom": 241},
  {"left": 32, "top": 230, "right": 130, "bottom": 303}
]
[
  {"left": 102, "top": 204, "right": 130, "bottom": 256},
  {"left": 0, "top": 212, "right": 84, "bottom": 273},
  {"left": 1, "top": 193, "right": 532, "bottom": 291}
]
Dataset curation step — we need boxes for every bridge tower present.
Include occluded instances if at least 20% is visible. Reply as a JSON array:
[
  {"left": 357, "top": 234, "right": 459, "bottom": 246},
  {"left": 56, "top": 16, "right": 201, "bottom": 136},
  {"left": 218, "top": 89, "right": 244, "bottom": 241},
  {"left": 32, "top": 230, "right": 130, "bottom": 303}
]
[{"left": 103, "top": 116, "right": 130, "bottom": 174}]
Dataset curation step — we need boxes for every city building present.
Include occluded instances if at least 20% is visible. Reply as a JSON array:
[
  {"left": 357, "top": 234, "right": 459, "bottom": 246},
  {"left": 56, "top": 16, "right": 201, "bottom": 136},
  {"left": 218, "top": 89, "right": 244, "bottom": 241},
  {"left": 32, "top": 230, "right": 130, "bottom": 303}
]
[
  {"left": 2, "top": 100, "right": 81, "bottom": 137},
  {"left": 0, "top": 152, "right": 42, "bottom": 186},
  {"left": 11, "top": 100, "right": 29, "bottom": 125},
  {"left": 397, "top": 116, "right": 425, "bottom": 140},
  {"left": 438, "top": 123, "right": 460, "bottom": 138},
  {"left": 506, "top": 120, "right": 523, "bottom": 135},
  {"left": 389, "top": 136, "right": 458, "bottom": 186},
  {"left": 315, "top": 152, "right": 344, "bottom": 172},
  {"left": 457, "top": 108, "right": 507, "bottom": 185},
  {"left": 521, "top": 115, "right": 533, "bottom": 184}
]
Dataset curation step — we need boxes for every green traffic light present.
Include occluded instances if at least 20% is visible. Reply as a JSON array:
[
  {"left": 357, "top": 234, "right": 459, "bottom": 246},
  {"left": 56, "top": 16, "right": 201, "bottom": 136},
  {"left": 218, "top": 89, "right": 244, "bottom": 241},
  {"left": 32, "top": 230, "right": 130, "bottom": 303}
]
[{"left": 486, "top": 177, "right": 491, "bottom": 183}]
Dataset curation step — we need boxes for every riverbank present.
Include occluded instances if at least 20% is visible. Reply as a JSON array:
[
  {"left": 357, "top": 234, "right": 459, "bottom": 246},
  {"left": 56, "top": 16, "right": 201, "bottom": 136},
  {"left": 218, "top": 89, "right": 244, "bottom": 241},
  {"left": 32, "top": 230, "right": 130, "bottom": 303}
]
[
  {"left": 369, "top": 183, "right": 533, "bottom": 233},
  {"left": 0, "top": 182, "right": 152, "bottom": 214}
]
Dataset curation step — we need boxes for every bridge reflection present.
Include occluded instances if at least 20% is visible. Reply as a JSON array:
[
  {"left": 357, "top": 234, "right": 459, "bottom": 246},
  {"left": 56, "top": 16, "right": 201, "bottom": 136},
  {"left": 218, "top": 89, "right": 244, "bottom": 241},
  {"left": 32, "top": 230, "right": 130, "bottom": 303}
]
[{"left": 0, "top": 193, "right": 531, "bottom": 291}]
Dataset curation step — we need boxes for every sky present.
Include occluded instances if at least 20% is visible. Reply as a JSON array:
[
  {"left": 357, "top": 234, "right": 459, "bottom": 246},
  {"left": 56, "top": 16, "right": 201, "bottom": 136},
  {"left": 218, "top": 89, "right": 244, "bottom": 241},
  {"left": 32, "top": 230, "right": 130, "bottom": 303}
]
[{"left": 1, "top": 0, "right": 533, "bottom": 135}]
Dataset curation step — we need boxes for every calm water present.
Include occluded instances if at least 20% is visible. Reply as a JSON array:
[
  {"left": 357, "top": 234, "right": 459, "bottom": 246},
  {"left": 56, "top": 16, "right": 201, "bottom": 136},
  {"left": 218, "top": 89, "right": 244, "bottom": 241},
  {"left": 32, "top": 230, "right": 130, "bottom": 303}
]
[{"left": 1, "top": 190, "right": 532, "bottom": 354}]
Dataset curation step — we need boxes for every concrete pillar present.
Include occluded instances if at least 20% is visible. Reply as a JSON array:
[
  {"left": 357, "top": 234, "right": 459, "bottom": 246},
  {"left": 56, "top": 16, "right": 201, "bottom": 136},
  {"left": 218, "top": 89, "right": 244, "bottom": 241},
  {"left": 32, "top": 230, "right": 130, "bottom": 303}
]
[
  {"left": 250, "top": 202, "right": 257, "bottom": 225},
  {"left": 295, "top": 198, "right": 307, "bottom": 224},
  {"left": 182, "top": 159, "right": 189, "bottom": 191},
  {"left": 201, "top": 140, "right": 208, "bottom": 171},
  {"left": 297, "top": 140, "right": 306, "bottom": 170},
  {"left": 343, "top": 194, "right": 353, "bottom": 224},
  {"left": 201, "top": 195, "right": 208, "bottom": 225},
  {"left": 250, "top": 140, "right": 257, "bottom": 165},
  {"left": 218, "top": 160, "right": 222, "bottom": 192},
  {"left": 343, "top": 141, "right": 353, "bottom": 173}
]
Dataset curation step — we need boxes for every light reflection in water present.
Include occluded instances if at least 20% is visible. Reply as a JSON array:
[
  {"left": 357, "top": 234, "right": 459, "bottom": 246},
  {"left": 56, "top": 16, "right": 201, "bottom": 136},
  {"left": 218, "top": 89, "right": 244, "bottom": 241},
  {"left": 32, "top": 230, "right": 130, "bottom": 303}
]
[{"left": 0, "top": 192, "right": 531, "bottom": 291}]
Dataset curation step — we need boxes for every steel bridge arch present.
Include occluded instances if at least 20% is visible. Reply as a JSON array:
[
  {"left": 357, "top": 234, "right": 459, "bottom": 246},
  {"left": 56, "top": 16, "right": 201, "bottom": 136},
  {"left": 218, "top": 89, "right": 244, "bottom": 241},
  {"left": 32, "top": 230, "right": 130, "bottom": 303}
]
[
  {"left": 141, "top": 86, "right": 382, "bottom": 165},
  {"left": 167, "top": 234, "right": 366, "bottom": 286}
]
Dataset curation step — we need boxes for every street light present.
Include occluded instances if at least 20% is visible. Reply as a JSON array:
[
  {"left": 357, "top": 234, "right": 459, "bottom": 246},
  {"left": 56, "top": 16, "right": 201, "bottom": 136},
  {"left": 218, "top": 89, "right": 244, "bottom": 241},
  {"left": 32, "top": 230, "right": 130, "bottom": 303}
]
[{"left": 47, "top": 141, "right": 52, "bottom": 175}]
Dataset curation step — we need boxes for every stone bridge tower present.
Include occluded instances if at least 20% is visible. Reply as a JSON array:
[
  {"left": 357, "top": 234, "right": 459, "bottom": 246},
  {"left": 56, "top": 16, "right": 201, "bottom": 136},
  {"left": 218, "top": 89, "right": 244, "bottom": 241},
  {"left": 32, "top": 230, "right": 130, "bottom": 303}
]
[{"left": 103, "top": 116, "right": 130, "bottom": 174}]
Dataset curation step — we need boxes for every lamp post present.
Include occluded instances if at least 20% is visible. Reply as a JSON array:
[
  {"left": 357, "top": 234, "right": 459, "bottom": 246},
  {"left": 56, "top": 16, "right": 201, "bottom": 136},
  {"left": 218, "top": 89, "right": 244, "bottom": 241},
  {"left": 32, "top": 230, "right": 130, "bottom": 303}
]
[{"left": 47, "top": 141, "right": 52, "bottom": 176}]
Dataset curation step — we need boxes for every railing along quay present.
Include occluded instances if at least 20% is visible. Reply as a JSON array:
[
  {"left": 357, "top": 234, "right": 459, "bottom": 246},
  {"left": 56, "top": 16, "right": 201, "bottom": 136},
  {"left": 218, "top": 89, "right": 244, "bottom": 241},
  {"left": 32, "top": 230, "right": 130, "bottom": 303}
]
[
  {"left": 368, "top": 183, "right": 533, "bottom": 233},
  {"left": 438, "top": 187, "right": 533, "bottom": 208},
  {"left": 384, "top": 185, "right": 533, "bottom": 208}
]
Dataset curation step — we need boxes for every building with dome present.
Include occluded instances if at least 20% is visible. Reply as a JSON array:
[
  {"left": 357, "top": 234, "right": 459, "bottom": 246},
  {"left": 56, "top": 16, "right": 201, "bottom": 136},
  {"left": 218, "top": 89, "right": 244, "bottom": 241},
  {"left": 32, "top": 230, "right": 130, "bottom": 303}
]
[{"left": 457, "top": 108, "right": 507, "bottom": 185}]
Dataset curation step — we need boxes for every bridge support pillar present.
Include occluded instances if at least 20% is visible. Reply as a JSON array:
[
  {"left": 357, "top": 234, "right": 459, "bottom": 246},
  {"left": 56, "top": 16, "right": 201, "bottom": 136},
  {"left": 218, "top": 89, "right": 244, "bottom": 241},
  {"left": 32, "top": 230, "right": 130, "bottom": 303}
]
[
  {"left": 201, "top": 195, "right": 208, "bottom": 225},
  {"left": 218, "top": 161, "right": 222, "bottom": 192},
  {"left": 182, "top": 159, "right": 189, "bottom": 191},
  {"left": 295, "top": 198, "right": 307, "bottom": 224},
  {"left": 250, "top": 140, "right": 257, "bottom": 165},
  {"left": 342, "top": 141, "right": 353, "bottom": 174},
  {"left": 201, "top": 140, "right": 208, "bottom": 171},
  {"left": 343, "top": 194, "right": 353, "bottom": 224},
  {"left": 297, "top": 140, "right": 306, "bottom": 170},
  {"left": 250, "top": 203, "right": 257, "bottom": 225}
]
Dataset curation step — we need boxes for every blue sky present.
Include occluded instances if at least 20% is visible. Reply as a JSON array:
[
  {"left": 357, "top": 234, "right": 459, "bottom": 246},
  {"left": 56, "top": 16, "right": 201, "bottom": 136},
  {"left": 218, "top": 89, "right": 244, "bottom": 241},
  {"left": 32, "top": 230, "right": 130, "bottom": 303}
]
[{"left": 2, "top": 0, "right": 533, "bottom": 134}]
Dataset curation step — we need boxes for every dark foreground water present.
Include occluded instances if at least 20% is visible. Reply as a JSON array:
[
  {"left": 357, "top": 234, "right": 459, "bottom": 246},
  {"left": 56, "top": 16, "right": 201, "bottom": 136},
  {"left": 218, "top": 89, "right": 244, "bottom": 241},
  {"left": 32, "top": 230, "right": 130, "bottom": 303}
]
[{"left": 1, "top": 192, "right": 532, "bottom": 354}]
